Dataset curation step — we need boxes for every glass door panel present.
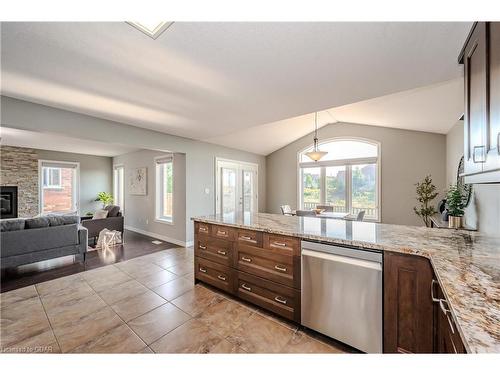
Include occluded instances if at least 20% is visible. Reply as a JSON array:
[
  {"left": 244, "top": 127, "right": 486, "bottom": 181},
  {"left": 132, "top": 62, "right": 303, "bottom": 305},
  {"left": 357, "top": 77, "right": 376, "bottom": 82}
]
[
  {"left": 351, "top": 163, "right": 377, "bottom": 219},
  {"left": 242, "top": 169, "right": 256, "bottom": 219},
  {"left": 221, "top": 167, "right": 237, "bottom": 220},
  {"left": 301, "top": 167, "right": 321, "bottom": 210},
  {"left": 325, "top": 166, "right": 347, "bottom": 213}
]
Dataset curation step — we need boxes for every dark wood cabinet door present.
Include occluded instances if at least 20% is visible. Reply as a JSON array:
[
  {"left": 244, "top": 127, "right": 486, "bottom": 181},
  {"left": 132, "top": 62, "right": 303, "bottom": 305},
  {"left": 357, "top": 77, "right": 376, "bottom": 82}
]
[
  {"left": 383, "top": 252, "right": 434, "bottom": 353},
  {"left": 485, "top": 22, "right": 500, "bottom": 174},
  {"left": 435, "top": 282, "right": 466, "bottom": 353},
  {"left": 464, "top": 22, "right": 488, "bottom": 176}
]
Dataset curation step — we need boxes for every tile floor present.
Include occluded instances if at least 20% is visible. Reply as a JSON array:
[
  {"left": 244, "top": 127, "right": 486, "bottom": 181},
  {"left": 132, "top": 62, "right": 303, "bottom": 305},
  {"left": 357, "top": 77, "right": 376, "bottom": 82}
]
[{"left": 0, "top": 247, "right": 349, "bottom": 354}]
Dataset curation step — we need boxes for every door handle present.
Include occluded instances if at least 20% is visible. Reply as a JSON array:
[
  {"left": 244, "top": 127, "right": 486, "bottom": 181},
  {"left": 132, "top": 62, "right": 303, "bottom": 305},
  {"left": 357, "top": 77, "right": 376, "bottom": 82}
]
[{"left": 431, "top": 279, "right": 440, "bottom": 302}]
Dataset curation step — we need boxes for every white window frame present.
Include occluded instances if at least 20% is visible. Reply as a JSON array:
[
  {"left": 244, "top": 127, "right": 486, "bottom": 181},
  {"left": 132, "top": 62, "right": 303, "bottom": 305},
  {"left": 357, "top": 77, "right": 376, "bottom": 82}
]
[
  {"left": 297, "top": 137, "right": 381, "bottom": 222},
  {"left": 155, "top": 155, "right": 174, "bottom": 224},
  {"left": 214, "top": 157, "right": 259, "bottom": 216},
  {"left": 38, "top": 160, "right": 80, "bottom": 214},
  {"left": 42, "top": 167, "right": 62, "bottom": 189},
  {"left": 113, "top": 164, "right": 125, "bottom": 214}
]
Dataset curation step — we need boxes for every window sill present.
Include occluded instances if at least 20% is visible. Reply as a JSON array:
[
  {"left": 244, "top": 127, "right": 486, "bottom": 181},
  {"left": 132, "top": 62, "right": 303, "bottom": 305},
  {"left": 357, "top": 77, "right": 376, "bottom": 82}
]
[{"left": 155, "top": 218, "right": 174, "bottom": 225}]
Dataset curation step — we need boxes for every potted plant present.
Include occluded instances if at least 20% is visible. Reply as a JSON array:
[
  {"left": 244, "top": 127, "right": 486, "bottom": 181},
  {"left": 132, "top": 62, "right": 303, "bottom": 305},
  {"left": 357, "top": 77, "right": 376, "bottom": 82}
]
[
  {"left": 95, "top": 192, "right": 114, "bottom": 208},
  {"left": 446, "top": 184, "right": 465, "bottom": 229},
  {"left": 413, "top": 175, "right": 438, "bottom": 227}
]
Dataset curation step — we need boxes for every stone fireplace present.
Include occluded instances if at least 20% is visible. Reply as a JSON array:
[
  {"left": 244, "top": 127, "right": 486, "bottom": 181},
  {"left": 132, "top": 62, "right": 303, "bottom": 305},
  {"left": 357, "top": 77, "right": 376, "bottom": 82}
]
[{"left": 0, "top": 146, "right": 39, "bottom": 217}]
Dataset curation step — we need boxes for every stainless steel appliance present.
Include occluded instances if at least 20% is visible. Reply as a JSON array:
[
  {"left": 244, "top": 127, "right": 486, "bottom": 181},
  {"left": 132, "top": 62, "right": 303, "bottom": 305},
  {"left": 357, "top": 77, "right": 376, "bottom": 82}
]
[{"left": 301, "top": 240, "right": 383, "bottom": 353}]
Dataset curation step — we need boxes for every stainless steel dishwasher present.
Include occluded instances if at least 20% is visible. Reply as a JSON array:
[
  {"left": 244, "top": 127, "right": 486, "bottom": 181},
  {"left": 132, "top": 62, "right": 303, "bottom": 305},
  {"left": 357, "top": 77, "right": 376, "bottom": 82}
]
[{"left": 301, "top": 240, "right": 383, "bottom": 353}]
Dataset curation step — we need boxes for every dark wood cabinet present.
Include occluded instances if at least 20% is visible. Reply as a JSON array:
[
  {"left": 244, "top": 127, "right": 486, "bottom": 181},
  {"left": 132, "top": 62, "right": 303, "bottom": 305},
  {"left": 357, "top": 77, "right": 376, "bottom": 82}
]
[
  {"left": 460, "top": 22, "right": 500, "bottom": 183},
  {"left": 433, "top": 278, "right": 466, "bottom": 353},
  {"left": 194, "top": 221, "right": 301, "bottom": 323},
  {"left": 383, "top": 252, "right": 435, "bottom": 353}
]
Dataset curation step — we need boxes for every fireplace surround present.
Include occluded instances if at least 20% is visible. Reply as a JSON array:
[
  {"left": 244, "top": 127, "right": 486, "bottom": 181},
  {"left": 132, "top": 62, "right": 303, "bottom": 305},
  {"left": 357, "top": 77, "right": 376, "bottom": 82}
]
[{"left": 0, "top": 186, "right": 18, "bottom": 219}]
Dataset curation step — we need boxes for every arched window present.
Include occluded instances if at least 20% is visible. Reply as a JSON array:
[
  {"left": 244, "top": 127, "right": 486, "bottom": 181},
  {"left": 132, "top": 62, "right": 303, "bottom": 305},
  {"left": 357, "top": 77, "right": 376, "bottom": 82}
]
[{"left": 298, "top": 138, "right": 380, "bottom": 221}]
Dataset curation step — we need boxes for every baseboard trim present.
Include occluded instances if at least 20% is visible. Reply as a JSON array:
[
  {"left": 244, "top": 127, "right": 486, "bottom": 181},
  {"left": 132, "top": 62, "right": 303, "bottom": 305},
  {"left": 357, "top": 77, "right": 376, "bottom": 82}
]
[{"left": 124, "top": 226, "right": 190, "bottom": 248}]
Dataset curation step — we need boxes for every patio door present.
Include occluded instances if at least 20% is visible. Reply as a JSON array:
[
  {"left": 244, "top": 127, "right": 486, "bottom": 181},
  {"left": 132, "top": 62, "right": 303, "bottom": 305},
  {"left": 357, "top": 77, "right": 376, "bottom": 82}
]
[{"left": 215, "top": 158, "right": 258, "bottom": 219}]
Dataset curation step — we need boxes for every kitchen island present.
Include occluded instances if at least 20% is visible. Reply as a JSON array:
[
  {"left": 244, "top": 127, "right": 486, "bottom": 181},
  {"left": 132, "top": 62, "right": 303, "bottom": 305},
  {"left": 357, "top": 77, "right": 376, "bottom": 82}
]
[{"left": 192, "top": 213, "right": 500, "bottom": 354}]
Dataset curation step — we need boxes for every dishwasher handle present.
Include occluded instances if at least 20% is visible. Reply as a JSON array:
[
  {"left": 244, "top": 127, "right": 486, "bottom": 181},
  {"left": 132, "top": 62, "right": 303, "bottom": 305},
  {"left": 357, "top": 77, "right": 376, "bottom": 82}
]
[{"left": 301, "top": 249, "right": 382, "bottom": 271}]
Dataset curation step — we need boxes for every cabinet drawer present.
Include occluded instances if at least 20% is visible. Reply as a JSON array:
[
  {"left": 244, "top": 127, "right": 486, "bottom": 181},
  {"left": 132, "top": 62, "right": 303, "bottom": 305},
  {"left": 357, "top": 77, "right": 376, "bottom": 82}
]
[
  {"left": 211, "top": 225, "right": 236, "bottom": 241},
  {"left": 236, "top": 244, "right": 296, "bottom": 288},
  {"left": 195, "top": 236, "right": 233, "bottom": 267},
  {"left": 196, "top": 222, "right": 211, "bottom": 236},
  {"left": 236, "top": 229, "right": 263, "bottom": 247},
  {"left": 264, "top": 234, "right": 300, "bottom": 256},
  {"left": 236, "top": 271, "right": 300, "bottom": 322},
  {"left": 195, "top": 257, "right": 234, "bottom": 294}
]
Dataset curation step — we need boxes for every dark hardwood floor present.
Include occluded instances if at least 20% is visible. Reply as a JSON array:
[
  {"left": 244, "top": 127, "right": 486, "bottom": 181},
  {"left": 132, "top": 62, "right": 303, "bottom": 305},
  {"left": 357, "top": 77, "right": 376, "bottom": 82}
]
[{"left": 0, "top": 230, "right": 178, "bottom": 293}]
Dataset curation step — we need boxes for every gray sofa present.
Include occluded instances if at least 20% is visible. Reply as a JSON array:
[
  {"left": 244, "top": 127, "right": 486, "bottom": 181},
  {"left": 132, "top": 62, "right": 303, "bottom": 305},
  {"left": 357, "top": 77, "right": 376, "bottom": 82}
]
[{"left": 0, "top": 215, "right": 88, "bottom": 269}]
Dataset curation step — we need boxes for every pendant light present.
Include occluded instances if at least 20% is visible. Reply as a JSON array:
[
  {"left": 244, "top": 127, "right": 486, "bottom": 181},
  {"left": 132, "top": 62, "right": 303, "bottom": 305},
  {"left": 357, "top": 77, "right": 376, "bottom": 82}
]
[{"left": 305, "top": 112, "right": 328, "bottom": 162}]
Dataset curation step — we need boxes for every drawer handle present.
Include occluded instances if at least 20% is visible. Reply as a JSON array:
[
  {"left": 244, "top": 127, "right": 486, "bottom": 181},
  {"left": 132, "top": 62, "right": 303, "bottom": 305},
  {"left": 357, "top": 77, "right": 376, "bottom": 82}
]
[
  {"left": 439, "top": 299, "right": 455, "bottom": 335},
  {"left": 200, "top": 227, "right": 208, "bottom": 232},
  {"left": 217, "top": 230, "right": 227, "bottom": 235},
  {"left": 240, "top": 235, "right": 252, "bottom": 240},
  {"left": 199, "top": 245, "right": 207, "bottom": 250},
  {"left": 217, "top": 275, "right": 226, "bottom": 281},
  {"left": 217, "top": 250, "right": 227, "bottom": 256},
  {"left": 274, "top": 296, "right": 287, "bottom": 305},
  {"left": 431, "top": 279, "right": 439, "bottom": 303},
  {"left": 274, "top": 265, "right": 287, "bottom": 272},
  {"left": 199, "top": 267, "right": 207, "bottom": 273},
  {"left": 273, "top": 241, "right": 287, "bottom": 247},
  {"left": 241, "top": 283, "right": 252, "bottom": 291},
  {"left": 241, "top": 256, "right": 252, "bottom": 263}
]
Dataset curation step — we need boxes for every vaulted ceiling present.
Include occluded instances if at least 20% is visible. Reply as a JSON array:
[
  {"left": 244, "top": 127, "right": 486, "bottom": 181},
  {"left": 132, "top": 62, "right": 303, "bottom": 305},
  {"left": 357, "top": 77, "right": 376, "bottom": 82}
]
[{"left": 1, "top": 22, "right": 471, "bottom": 155}]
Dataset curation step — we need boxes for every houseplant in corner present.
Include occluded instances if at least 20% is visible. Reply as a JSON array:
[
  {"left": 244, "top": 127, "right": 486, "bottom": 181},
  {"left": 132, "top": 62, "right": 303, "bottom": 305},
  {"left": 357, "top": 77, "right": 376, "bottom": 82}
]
[
  {"left": 446, "top": 184, "right": 465, "bottom": 229},
  {"left": 95, "top": 192, "right": 114, "bottom": 208},
  {"left": 413, "top": 175, "right": 438, "bottom": 227}
]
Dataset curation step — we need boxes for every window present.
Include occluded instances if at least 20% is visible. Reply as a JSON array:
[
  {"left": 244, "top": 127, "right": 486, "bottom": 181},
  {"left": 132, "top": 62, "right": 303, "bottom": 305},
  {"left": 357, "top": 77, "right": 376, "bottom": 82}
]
[
  {"left": 113, "top": 165, "right": 124, "bottom": 211},
  {"left": 42, "top": 167, "right": 62, "bottom": 188},
  {"left": 298, "top": 138, "right": 380, "bottom": 221},
  {"left": 155, "top": 155, "right": 173, "bottom": 223},
  {"left": 39, "top": 161, "right": 79, "bottom": 214}
]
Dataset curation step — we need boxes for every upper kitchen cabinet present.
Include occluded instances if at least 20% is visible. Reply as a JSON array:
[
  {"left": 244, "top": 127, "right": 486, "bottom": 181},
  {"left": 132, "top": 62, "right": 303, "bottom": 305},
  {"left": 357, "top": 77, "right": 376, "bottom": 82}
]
[{"left": 459, "top": 22, "right": 500, "bottom": 183}]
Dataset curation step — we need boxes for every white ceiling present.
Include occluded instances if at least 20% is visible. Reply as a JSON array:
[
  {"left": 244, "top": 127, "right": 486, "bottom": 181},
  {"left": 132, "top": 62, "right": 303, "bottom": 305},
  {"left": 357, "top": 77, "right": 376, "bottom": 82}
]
[
  {"left": 0, "top": 22, "right": 471, "bottom": 154},
  {"left": 209, "top": 78, "right": 464, "bottom": 155},
  {"left": 0, "top": 127, "right": 140, "bottom": 157}
]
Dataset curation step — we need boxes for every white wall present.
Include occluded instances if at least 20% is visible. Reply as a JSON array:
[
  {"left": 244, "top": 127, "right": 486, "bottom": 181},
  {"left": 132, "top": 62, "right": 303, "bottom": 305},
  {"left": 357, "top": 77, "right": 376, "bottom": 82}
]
[
  {"left": 266, "top": 122, "right": 447, "bottom": 226},
  {"left": 113, "top": 150, "right": 187, "bottom": 246},
  {"left": 1, "top": 96, "right": 266, "bottom": 243},
  {"left": 446, "top": 121, "right": 500, "bottom": 235}
]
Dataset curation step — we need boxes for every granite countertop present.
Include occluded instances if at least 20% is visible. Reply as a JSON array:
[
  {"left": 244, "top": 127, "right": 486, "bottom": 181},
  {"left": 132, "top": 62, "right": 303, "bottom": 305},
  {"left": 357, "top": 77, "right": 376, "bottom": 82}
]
[{"left": 192, "top": 212, "right": 500, "bottom": 353}]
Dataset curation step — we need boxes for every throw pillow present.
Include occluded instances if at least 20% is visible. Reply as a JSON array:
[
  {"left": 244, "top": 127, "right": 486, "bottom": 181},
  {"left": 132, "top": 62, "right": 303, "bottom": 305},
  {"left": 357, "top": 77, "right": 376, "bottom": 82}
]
[
  {"left": 92, "top": 209, "right": 109, "bottom": 220},
  {"left": 25, "top": 216, "right": 50, "bottom": 229},
  {"left": 104, "top": 205, "right": 120, "bottom": 217},
  {"left": 47, "top": 214, "right": 80, "bottom": 226},
  {"left": 0, "top": 218, "right": 26, "bottom": 232}
]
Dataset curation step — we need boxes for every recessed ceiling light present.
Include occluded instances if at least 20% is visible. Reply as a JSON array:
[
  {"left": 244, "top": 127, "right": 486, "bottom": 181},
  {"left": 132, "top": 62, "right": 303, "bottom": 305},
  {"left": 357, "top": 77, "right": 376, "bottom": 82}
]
[{"left": 126, "top": 21, "right": 174, "bottom": 39}]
